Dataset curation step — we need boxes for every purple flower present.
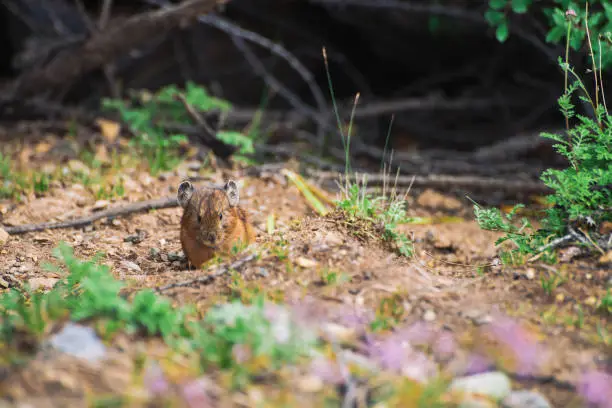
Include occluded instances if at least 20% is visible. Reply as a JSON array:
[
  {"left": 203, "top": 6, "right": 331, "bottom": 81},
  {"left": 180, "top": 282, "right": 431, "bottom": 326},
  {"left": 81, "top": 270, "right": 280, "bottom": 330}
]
[
  {"left": 365, "top": 334, "right": 437, "bottom": 381},
  {"left": 484, "top": 315, "right": 546, "bottom": 375},
  {"left": 576, "top": 370, "right": 612, "bottom": 408},
  {"left": 310, "top": 356, "right": 346, "bottom": 385},
  {"left": 463, "top": 353, "right": 494, "bottom": 375},
  {"left": 394, "top": 321, "right": 435, "bottom": 346},
  {"left": 432, "top": 331, "right": 457, "bottom": 359},
  {"left": 181, "top": 377, "right": 213, "bottom": 408},
  {"left": 143, "top": 362, "right": 169, "bottom": 395}
]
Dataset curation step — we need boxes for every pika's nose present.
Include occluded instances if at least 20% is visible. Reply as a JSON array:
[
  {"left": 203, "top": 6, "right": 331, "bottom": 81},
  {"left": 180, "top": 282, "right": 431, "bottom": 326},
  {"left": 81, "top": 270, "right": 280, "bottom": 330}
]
[{"left": 207, "top": 232, "right": 217, "bottom": 243}]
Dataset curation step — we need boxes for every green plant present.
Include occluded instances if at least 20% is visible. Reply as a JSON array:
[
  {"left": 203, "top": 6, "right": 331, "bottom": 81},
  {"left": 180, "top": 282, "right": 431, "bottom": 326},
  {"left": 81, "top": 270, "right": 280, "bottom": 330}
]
[
  {"left": 103, "top": 82, "right": 255, "bottom": 175},
  {"left": 486, "top": 0, "right": 612, "bottom": 71},
  {"left": 320, "top": 269, "right": 350, "bottom": 286},
  {"left": 597, "top": 289, "right": 612, "bottom": 314},
  {"left": 475, "top": 8, "right": 612, "bottom": 263},
  {"left": 322, "top": 49, "right": 414, "bottom": 258}
]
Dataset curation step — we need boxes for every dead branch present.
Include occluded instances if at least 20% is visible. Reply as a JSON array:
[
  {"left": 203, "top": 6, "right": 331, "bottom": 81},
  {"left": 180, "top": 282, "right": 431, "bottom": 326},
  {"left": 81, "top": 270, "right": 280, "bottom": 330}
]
[
  {"left": 8, "top": 0, "right": 228, "bottom": 99},
  {"left": 307, "top": 169, "right": 553, "bottom": 195},
  {"left": 155, "top": 252, "right": 257, "bottom": 293},
  {"left": 3, "top": 196, "right": 178, "bottom": 235}
]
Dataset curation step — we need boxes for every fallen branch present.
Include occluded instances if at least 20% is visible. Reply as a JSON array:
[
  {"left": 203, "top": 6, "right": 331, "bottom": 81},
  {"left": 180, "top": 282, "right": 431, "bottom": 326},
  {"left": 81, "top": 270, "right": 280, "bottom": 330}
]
[
  {"left": 308, "top": 169, "right": 554, "bottom": 195},
  {"left": 8, "top": 0, "right": 227, "bottom": 99},
  {"left": 3, "top": 196, "right": 178, "bottom": 235},
  {"left": 156, "top": 252, "right": 257, "bottom": 292}
]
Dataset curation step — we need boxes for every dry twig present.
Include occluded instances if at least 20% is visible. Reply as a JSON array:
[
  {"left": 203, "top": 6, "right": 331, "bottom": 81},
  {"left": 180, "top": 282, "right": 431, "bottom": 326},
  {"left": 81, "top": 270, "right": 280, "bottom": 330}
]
[
  {"left": 8, "top": 0, "right": 227, "bottom": 98},
  {"left": 3, "top": 196, "right": 178, "bottom": 235},
  {"left": 156, "top": 252, "right": 257, "bottom": 293}
]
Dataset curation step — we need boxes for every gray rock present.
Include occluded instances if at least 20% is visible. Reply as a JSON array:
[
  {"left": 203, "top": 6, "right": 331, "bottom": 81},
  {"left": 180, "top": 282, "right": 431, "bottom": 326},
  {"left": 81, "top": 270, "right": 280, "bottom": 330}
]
[
  {"left": 450, "top": 371, "right": 512, "bottom": 401},
  {"left": 502, "top": 390, "right": 552, "bottom": 408},
  {"left": 48, "top": 323, "right": 106, "bottom": 363}
]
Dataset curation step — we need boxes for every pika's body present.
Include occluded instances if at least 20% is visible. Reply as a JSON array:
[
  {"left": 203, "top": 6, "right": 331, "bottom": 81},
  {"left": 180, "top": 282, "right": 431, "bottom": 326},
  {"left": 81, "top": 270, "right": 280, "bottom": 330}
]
[{"left": 177, "top": 180, "right": 255, "bottom": 268}]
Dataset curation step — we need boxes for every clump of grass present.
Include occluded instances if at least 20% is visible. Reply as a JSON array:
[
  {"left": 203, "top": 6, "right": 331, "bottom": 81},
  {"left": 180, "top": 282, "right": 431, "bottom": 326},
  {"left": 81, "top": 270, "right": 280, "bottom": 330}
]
[
  {"left": 474, "top": 8, "right": 611, "bottom": 265},
  {"left": 322, "top": 48, "right": 414, "bottom": 257}
]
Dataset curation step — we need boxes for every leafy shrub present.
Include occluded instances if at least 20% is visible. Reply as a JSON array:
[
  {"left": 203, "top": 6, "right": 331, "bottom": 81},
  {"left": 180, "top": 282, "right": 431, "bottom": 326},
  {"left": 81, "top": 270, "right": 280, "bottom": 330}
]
[
  {"left": 486, "top": 0, "right": 612, "bottom": 70},
  {"left": 103, "top": 81, "right": 254, "bottom": 175},
  {"left": 475, "top": 9, "right": 612, "bottom": 264}
]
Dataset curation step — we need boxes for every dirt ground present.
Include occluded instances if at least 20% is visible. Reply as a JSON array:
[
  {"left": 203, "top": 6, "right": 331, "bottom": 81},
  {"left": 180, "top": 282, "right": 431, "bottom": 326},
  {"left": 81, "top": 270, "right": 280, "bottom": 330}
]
[{"left": 0, "top": 138, "right": 610, "bottom": 407}]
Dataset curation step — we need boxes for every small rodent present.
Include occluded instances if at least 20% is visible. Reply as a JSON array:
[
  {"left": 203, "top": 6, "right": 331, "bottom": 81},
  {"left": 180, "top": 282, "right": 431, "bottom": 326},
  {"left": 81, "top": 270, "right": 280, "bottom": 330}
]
[{"left": 177, "top": 179, "right": 256, "bottom": 268}]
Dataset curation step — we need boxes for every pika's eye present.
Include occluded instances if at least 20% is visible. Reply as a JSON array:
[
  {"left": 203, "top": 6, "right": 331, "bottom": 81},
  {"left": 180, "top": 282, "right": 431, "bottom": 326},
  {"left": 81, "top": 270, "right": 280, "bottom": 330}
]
[{"left": 219, "top": 212, "right": 223, "bottom": 221}]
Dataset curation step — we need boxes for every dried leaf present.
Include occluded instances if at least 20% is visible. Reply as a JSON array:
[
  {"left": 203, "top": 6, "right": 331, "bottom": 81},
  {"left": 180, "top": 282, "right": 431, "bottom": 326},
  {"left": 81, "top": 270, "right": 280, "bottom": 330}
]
[{"left": 96, "top": 118, "right": 121, "bottom": 143}]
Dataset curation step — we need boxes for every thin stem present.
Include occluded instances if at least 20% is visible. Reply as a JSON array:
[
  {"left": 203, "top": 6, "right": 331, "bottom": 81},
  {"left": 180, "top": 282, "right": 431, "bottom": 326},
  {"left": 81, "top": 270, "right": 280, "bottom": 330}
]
[
  {"left": 598, "top": 37, "right": 608, "bottom": 115},
  {"left": 584, "top": 2, "right": 600, "bottom": 124},
  {"left": 564, "top": 19, "right": 572, "bottom": 132}
]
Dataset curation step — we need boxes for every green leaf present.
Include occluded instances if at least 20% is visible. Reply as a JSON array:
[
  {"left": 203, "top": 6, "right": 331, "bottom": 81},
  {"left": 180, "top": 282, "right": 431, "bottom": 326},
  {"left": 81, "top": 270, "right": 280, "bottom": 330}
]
[
  {"left": 546, "top": 26, "right": 566, "bottom": 43},
  {"left": 496, "top": 21, "right": 510, "bottom": 42},
  {"left": 490, "top": 0, "right": 507, "bottom": 10},
  {"left": 485, "top": 10, "right": 505, "bottom": 25},
  {"left": 511, "top": 0, "right": 530, "bottom": 13}
]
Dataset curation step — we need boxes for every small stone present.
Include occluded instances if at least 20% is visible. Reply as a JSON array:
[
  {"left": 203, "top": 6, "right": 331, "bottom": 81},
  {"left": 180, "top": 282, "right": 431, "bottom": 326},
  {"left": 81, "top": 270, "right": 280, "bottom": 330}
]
[
  {"left": 501, "top": 390, "right": 551, "bottom": 408},
  {"left": 67, "top": 160, "right": 90, "bottom": 175},
  {"left": 92, "top": 200, "right": 110, "bottom": 211},
  {"left": 124, "top": 229, "right": 148, "bottom": 244},
  {"left": 585, "top": 296, "right": 597, "bottom": 306},
  {"left": 0, "top": 227, "right": 9, "bottom": 246},
  {"left": 159, "top": 239, "right": 167, "bottom": 246},
  {"left": 150, "top": 247, "right": 161, "bottom": 258},
  {"left": 463, "top": 309, "right": 493, "bottom": 326},
  {"left": 48, "top": 322, "right": 107, "bottom": 363},
  {"left": 297, "top": 375, "right": 323, "bottom": 393},
  {"left": 450, "top": 371, "right": 512, "bottom": 402},
  {"left": 120, "top": 260, "right": 142, "bottom": 272},
  {"left": 28, "top": 277, "right": 58, "bottom": 291},
  {"left": 296, "top": 257, "right": 318, "bottom": 268},
  {"left": 158, "top": 172, "right": 172, "bottom": 181},
  {"left": 257, "top": 268, "right": 269, "bottom": 277},
  {"left": 321, "top": 323, "right": 357, "bottom": 343},
  {"left": 423, "top": 310, "right": 437, "bottom": 322},
  {"left": 186, "top": 161, "right": 202, "bottom": 171},
  {"left": 167, "top": 252, "right": 182, "bottom": 262},
  {"left": 0, "top": 277, "right": 9, "bottom": 288},
  {"left": 524, "top": 268, "right": 535, "bottom": 280},
  {"left": 599, "top": 251, "right": 612, "bottom": 264},
  {"left": 560, "top": 246, "right": 582, "bottom": 263}
]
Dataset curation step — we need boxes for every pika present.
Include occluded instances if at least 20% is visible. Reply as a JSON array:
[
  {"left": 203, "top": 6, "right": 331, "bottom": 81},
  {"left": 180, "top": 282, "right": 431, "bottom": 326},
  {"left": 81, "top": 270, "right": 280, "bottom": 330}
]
[{"left": 177, "top": 179, "right": 256, "bottom": 269}]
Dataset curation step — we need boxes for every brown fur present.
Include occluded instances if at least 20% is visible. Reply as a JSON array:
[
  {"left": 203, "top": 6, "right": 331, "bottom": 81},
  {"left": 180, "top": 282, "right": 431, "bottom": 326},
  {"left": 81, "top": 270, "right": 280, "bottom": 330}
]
[{"left": 179, "top": 184, "right": 256, "bottom": 269}]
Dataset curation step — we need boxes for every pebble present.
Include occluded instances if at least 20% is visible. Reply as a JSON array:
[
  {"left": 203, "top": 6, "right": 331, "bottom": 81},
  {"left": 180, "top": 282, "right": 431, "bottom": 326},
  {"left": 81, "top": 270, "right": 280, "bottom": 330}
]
[
  {"left": 450, "top": 371, "right": 512, "bottom": 402},
  {"left": 167, "top": 252, "right": 183, "bottom": 262},
  {"left": 524, "top": 268, "right": 536, "bottom": 280},
  {"left": 150, "top": 247, "right": 160, "bottom": 258},
  {"left": 28, "top": 277, "right": 59, "bottom": 291},
  {"left": 257, "top": 268, "right": 269, "bottom": 277},
  {"left": 92, "top": 200, "right": 110, "bottom": 211},
  {"left": 120, "top": 260, "right": 142, "bottom": 273},
  {"left": 501, "top": 390, "right": 552, "bottom": 408},
  {"left": 296, "top": 257, "right": 318, "bottom": 268},
  {"left": 423, "top": 310, "right": 437, "bottom": 322},
  {"left": 48, "top": 323, "right": 107, "bottom": 363},
  {"left": 0, "top": 227, "right": 9, "bottom": 246}
]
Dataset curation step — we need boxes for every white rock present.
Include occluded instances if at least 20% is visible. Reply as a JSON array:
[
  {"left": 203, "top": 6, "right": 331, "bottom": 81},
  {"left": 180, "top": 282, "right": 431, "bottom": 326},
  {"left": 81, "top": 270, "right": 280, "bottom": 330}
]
[
  {"left": 450, "top": 371, "right": 512, "bottom": 402},
  {"left": 48, "top": 323, "right": 107, "bottom": 363},
  {"left": 501, "top": 390, "right": 552, "bottom": 408}
]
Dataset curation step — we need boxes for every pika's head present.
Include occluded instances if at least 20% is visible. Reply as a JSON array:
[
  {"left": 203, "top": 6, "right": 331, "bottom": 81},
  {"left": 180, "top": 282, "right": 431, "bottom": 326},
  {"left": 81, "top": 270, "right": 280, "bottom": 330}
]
[{"left": 177, "top": 179, "right": 240, "bottom": 248}]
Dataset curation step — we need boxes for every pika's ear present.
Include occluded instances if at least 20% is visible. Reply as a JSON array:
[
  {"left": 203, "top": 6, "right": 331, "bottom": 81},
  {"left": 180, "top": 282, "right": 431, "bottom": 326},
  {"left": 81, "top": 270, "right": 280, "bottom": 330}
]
[
  {"left": 223, "top": 180, "right": 239, "bottom": 207},
  {"left": 177, "top": 180, "right": 194, "bottom": 208}
]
